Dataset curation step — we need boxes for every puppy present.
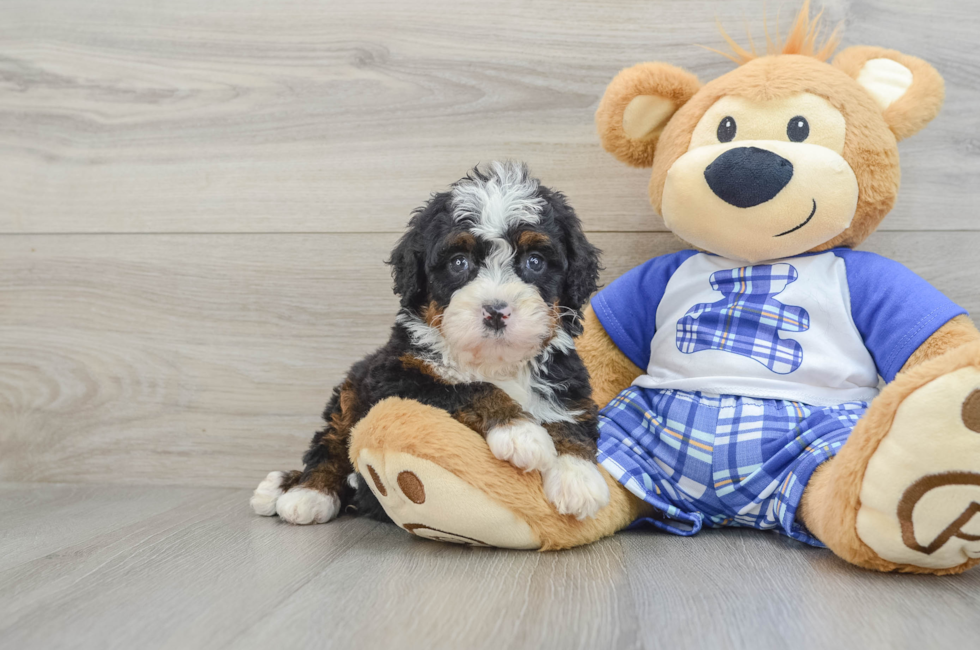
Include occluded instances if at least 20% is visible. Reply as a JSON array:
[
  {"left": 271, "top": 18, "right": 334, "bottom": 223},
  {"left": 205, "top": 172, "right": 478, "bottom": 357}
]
[{"left": 251, "top": 161, "right": 609, "bottom": 525}]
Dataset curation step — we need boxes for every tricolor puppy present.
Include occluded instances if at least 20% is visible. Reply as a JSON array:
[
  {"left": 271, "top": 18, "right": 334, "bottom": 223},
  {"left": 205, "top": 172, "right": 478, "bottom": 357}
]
[{"left": 251, "top": 162, "right": 609, "bottom": 525}]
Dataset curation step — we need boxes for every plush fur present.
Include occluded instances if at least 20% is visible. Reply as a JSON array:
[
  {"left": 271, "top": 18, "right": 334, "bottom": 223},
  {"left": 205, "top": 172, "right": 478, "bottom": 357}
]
[
  {"left": 262, "top": 4, "right": 980, "bottom": 573},
  {"left": 595, "top": 62, "right": 701, "bottom": 168},
  {"left": 252, "top": 162, "right": 607, "bottom": 524},
  {"left": 800, "top": 343, "right": 980, "bottom": 575},
  {"left": 597, "top": 15, "right": 944, "bottom": 260},
  {"left": 348, "top": 397, "right": 649, "bottom": 550},
  {"left": 588, "top": 1, "right": 980, "bottom": 573},
  {"left": 833, "top": 46, "right": 945, "bottom": 142},
  {"left": 610, "top": 54, "right": 902, "bottom": 259},
  {"left": 709, "top": 0, "right": 841, "bottom": 65},
  {"left": 574, "top": 306, "right": 642, "bottom": 408}
]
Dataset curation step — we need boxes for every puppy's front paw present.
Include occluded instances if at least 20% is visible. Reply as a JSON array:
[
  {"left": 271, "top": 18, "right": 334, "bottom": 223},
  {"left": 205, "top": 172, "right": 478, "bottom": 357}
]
[
  {"left": 275, "top": 487, "right": 341, "bottom": 525},
  {"left": 543, "top": 455, "right": 610, "bottom": 520},
  {"left": 486, "top": 420, "right": 557, "bottom": 472},
  {"left": 250, "top": 471, "right": 286, "bottom": 516}
]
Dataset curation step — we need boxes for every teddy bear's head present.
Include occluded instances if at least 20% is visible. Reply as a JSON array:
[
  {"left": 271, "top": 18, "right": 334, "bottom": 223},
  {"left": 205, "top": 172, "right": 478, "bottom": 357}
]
[{"left": 596, "top": 2, "right": 945, "bottom": 263}]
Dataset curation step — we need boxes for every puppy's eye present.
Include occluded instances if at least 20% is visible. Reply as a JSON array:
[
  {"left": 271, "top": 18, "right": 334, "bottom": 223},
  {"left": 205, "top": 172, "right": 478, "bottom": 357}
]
[
  {"left": 524, "top": 253, "right": 546, "bottom": 274},
  {"left": 448, "top": 254, "right": 469, "bottom": 274},
  {"left": 787, "top": 116, "right": 809, "bottom": 142},
  {"left": 717, "top": 116, "right": 736, "bottom": 143}
]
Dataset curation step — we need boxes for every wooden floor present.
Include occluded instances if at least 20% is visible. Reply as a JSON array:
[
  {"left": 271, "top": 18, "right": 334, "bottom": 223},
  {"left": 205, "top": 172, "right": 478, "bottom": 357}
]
[
  {"left": 0, "top": 482, "right": 978, "bottom": 650},
  {"left": 3, "top": 0, "right": 980, "bottom": 647}
]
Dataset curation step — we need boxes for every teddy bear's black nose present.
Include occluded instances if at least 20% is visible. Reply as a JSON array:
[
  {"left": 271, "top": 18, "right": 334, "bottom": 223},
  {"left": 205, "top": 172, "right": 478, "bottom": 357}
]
[{"left": 704, "top": 146, "right": 794, "bottom": 208}]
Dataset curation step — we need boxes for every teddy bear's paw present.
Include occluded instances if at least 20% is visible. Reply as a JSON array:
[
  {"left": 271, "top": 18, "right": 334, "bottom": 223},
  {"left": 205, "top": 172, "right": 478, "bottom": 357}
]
[
  {"left": 857, "top": 366, "right": 980, "bottom": 570},
  {"left": 250, "top": 470, "right": 286, "bottom": 516},
  {"left": 356, "top": 447, "right": 541, "bottom": 549},
  {"left": 275, "top": 487, "right": 341, "bottom": 525},
  {"left": 486, "top": 420, "right": 558, "bottom": 472},
  {"left": 542, "top": 455, "right": 611, "bottom": 520}
]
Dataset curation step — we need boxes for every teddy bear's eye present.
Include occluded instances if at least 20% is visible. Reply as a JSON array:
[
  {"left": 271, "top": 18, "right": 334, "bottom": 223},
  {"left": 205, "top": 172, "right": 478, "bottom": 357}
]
[
  {"left": 787, "top": 116, "right": 810, "bottom": 142},
  {"left": 717, "top": 116, "right": 737, "bottom": 143}
]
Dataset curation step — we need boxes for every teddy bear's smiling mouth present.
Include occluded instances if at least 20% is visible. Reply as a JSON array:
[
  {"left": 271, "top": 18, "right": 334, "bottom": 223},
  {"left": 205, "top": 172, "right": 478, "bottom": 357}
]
[{"left": 774, "top": 199, "right": 818, "bottom": 237}]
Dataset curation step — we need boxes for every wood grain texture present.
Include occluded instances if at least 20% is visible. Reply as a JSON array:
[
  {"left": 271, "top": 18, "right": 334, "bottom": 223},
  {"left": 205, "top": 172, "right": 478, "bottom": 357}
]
[
  {"left": 0, "top": 483, "right": 979, "bottom": 650},
  {"left": 2, "top": 2, "right": 979, "bottom": 646},
  {"left": 1, "top": 231, "right": 978, "bottom": 487},
  {"left": 0, "top": 0, "right": 977, "bottom": 234}
]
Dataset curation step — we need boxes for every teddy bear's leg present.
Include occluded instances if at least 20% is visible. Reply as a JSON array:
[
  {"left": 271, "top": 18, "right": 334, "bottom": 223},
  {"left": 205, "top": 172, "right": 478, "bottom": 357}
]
[
  {"left": 347, "top": 397, "right": 649, "bottom": 550},
  {"left": 800, "top": 341, "right": 980, "bottom": 574}
]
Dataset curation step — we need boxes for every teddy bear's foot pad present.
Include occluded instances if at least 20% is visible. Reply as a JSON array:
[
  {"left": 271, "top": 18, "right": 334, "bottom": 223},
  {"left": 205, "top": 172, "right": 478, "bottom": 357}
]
[
  {"left": 356, "top": 448, "right": 541, "bottom": 549},
  {"left": 857, "top": 367, "right": 980, "bottom": 570}
]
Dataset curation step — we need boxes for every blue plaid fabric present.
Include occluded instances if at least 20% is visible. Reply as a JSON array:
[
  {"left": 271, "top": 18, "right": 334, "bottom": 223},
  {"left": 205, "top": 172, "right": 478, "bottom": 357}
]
[
  {"left": 675, "top": 263, "right": 810, "bottom": 375},
  {"left": 597, "top": 386, "right": 868, "bottom": 546}
]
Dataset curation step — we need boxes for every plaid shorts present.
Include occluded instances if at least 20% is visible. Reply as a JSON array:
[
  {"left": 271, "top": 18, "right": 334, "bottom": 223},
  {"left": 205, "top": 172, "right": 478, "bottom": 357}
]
[{"left": 597, "top": 387, "right": 868, "bottom": 546}]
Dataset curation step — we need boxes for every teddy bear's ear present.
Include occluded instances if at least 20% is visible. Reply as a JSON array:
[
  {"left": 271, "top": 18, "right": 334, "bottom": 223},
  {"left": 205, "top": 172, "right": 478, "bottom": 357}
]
[
  {"left": 595, "top": 62, "right": 701, "bottom": 168},
  {"left": 833, "top": 46, "right": 945, "bottom": 142}
]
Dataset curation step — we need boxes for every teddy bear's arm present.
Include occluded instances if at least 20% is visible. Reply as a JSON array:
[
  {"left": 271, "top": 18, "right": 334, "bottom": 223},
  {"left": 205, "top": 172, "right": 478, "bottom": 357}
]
[
  {"left": 901, "top": 315, "right": 980, "bottom": 372},
  {"left": 575, "top": 305, "right": 643, "bottom": 408}
]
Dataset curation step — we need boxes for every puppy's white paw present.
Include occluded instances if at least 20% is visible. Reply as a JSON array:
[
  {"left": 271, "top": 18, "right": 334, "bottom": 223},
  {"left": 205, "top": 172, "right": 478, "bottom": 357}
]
[
  {"left": 543, "top": 455, "right": 610, "bottom": 520},
  {"left": 486, "top": 420, "right": 557, "bottom": 472},
  {"left": 275, "top": 487, "right": 341, "bottom": 525},
  {"left": 250, "top": 471, "right": 286, "bottom": 516}
]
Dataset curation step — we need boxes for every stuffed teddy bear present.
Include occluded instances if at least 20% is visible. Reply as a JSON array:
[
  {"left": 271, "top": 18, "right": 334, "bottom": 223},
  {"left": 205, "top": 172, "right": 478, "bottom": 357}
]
[{"left": 347, "top": 2, "right": 980, "bottom": 574}]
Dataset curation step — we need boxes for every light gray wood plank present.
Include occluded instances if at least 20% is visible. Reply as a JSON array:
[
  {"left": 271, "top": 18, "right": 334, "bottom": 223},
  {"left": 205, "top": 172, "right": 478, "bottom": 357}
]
[
  {"left": 0, "top": 0, "right": 976, "bottom": 234},
  {"left": 234, "top": 528, "right": 642, "bottom": 650},
  {"left": 2, "top": 231, "right": 978, "bottom": 487},
  {"left": 0, "top": 483, "right": 209, "bottom": 571},
  {"left": 240, "top": 527, "right": 980, "bottom": 650},
  {"left": 0, "top": 484, "right": 383, "bottom": 648},
  {"left": 1, "top": 483, "right": 978, "bottom": 650},
  {"left": 618, "top": 528, "right": 980, "bottom": 650}
]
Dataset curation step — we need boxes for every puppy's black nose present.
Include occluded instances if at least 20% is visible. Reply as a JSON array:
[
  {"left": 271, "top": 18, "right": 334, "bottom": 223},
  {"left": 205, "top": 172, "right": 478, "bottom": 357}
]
[
  {"left": 482, "top": 302, "right": 511, "bottom": 332},
  {"left": 704, "top": 146, "right": 793, "bottom": 208}
]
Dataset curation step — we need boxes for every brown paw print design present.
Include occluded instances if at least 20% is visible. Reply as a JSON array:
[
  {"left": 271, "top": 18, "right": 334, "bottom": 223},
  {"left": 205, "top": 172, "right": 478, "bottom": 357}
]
[
  {"left": 896, "top": 389, "right": 980, "bottom": 556},
  {"left": 857, "top": 369, "right": 980, "bottom": 569},
  {"left": 355, "top": 446, "right": 540, "bottom": 550},
  {"left": 365, "top": 464, "right": 491, "bottom": 546}
]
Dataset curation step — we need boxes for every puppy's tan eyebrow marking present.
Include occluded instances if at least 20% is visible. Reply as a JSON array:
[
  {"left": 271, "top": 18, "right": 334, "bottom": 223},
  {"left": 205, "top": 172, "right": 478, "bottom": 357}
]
[
  {"left": 447, "top": 231, "right": 476, "bottom": 249},
  {"left": 517, "top": 230, "right": 551, "bottom": 248}
]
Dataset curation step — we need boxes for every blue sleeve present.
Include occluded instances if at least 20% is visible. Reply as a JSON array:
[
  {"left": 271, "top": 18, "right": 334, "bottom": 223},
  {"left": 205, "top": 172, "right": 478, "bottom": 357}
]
[
  {"left": 590, "top": 250, "right": 698, "bottom": 370},
  {"left": 834, "top": 250, "right": 967, "bottom": 382}
]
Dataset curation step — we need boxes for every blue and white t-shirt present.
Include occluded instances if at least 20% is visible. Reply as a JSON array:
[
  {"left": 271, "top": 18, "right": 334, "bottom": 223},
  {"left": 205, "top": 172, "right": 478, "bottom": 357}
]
[{"left": 592, "top": 249, "right": 966, "bottom": 406}]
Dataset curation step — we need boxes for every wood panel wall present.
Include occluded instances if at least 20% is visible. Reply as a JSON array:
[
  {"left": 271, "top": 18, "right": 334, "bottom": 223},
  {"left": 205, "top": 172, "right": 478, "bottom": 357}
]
[{"left": 2, "top": 0, "right": 977, "bottom": 487}]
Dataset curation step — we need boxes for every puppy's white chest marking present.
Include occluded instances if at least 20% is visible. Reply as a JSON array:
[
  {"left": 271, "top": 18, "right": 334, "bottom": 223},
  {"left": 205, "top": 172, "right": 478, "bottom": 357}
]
[
  {"left": 492, "top": 376, "right": 536, "bottom": 417},
  {"left": 491, "top": 374, "right": 576, "bottom": 425},
  {"left": 492, "top": 377, "right": 529, "bottom": 407}
]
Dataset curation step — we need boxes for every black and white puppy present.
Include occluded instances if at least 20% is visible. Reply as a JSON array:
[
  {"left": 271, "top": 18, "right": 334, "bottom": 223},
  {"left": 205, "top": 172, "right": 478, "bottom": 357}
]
[{"left": 251, "top": 161, "right": 609, "bottom": 524}]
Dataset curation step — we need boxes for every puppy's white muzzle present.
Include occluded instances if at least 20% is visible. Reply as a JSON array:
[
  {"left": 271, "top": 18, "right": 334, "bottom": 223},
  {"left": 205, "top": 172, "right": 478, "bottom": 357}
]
[{"left": 441, "top": 274, "right": 552, "bottom": 376}]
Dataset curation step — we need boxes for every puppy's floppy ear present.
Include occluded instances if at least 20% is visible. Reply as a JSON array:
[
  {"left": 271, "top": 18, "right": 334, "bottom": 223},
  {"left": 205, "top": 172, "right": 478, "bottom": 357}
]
[
  {"left": 388, "top": 224, "right": 426, "bottom": 310},
  {"left": 388, "top": 194, "right": 447, "bottom": 310},
  {"left": 834, "top": 46, "right": 944, "bottom": 141},
  {"left": 545, "top": 190, "right": 601, "bottom": 333},
  {"left": 595, "top": 62, "right": 701, "bottom": 168}
]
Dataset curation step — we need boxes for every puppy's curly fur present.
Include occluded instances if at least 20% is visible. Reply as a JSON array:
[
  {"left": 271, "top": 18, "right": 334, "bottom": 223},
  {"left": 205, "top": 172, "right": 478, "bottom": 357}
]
[{"left": 253, "top": 162, "right": 604, "bottom": 523}]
